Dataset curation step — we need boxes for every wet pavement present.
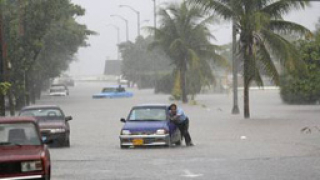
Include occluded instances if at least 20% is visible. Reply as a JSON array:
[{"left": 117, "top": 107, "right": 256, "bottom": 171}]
[{"left": 34, "top": 81, "right": 320, "bottom": 180}]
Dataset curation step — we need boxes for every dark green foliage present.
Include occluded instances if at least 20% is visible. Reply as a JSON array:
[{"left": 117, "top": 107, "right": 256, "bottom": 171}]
[
  {"left": 280, "top": 32, "right": 320, "bottom": 105},
  {"left": 137, "top": 74, "right": 157, "bottom": 89},
  {"left": 0, "top": 0, "right": 93, "bottom": 112},
  {"left": 119, "top": 36, "right": 172, "bottom": 89},
  {"left": 150, "top": 2, "right": 226, "bottom": 103},
  {"left": 280, "top": 66, "right": 320, "bottom": 104},
  {"left": 154, "top": 73, "right": 174, "bottom": 94},
  {"left": 193, "top": 0, "right": 311, "bottom": 118}
]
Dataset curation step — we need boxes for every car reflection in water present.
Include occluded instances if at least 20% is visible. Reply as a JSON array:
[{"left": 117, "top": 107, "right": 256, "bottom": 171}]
[
  {"left": 0, "top": 117, "right": 51, "bottom": 180},
  {"left": 119, "top": 104, "right": 181, "bottom": 149}
]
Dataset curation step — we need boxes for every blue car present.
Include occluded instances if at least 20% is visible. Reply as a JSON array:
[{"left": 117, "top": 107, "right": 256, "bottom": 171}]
[
  {"left": 119, "top": 104, "right": 182, "bottom": 148},
  {"left": 92, "top": 86, "right": 133, "bottom": 99}
]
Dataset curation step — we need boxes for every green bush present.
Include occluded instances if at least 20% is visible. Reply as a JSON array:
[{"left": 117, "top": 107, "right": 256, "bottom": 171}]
[
  {"left": 137, "top": 74, "right": 156, "bottom": 89},
  {"left": 280, "top": 36, "right": 320, "bottom": 105},
  {"left": 154, "top": 74, "right": 174, "bottom": 94},
  {"left": 280, "top": 63, "right": 320, "bottom": 104}
]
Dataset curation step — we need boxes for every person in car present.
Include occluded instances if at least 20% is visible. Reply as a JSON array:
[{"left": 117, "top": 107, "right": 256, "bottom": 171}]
[{"left": 168, "top": 103, "right": 194, "bottom": 146}]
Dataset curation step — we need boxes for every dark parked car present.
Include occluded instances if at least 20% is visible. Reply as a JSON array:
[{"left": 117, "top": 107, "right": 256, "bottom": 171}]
[
  {"left": 119, "top": 104, "right": 181, "bottom": 148},
  {"left": 19, "top": 105, "right": 73, "bottom": 147},
  {"left": 0, "top": 117, "right": 51, "bottom": 180}
]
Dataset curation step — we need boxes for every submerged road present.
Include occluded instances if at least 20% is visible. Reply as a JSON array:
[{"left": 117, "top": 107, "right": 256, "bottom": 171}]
[{"left": 34, "top": 81, "right": 320, "bottom": 180}]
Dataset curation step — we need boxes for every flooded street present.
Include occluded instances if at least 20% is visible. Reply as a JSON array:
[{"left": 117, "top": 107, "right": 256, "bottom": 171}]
[
  {"left": 35, "top": 82, "right": 320, "bottom": 180},
  {"left": 1, "top": 1, "right": 319, "bottom": 179}
]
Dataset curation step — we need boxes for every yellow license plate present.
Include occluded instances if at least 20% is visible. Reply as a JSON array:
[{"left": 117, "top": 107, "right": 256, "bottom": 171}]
[{"left": 132, "top": 139, "right": 144, "bottom": 146}]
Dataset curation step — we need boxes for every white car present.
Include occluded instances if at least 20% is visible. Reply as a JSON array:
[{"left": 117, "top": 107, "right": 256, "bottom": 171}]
[{"left": 49, "top": 84, "right": 69, "bottom": 96}]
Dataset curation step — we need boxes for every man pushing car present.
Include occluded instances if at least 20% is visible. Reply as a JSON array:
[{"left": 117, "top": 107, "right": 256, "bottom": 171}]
[{"left": 168, "top": 103, "right": 194, "bottom": 147}]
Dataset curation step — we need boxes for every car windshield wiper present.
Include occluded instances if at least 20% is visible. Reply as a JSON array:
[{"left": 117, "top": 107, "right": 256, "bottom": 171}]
[{"left": 0, "top": 142, "right": 23, "bottom": 147}]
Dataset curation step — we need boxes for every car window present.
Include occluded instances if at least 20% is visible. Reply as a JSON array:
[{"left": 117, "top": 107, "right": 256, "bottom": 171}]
[
  {"left": 117, "top": 87, "right": 125, "bottom": 92},
  {"left": 102, "top": 87, "right": 116, "bottom": 93},
  {"left": 20, "top": 108, "right": 64, "bottom": 119},
  {"left": 0, "top": 123, "right": 41, "bottom": 146},
  {"left": 129, "top": 108, "right": 167, "bottom": 121},
  {"left": 50, "top": 86, "right": 67, "bottom": 91}
]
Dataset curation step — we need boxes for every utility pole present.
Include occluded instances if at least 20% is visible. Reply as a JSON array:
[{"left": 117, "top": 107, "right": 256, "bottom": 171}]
[
  {"left": 152, "top": 0, "right": 157, "bottom": 88},
  {"left": 153, "top": 0, "right": 157, "bottom": 32}
]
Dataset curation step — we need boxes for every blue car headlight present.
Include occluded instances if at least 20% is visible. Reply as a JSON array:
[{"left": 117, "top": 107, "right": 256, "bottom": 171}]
[
  {"left": 156, "top": 129, "right": 167, "bottom": 135},
  {"left": 121, "top": 130, "right": 131, "bottom": 135}
]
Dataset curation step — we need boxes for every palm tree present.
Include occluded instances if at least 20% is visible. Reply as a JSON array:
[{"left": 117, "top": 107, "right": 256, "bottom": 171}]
[
  {"left": 193, "top": 0, "right": 312, "bottom": 118},
  {"left": 150, "top": 2, "right": 226, "bottom": 103}
]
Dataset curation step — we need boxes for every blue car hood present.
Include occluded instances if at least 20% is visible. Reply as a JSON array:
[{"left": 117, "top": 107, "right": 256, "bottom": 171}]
[
  {"left": 122, "top": 120, "right": 168, "bottom": 132},
  {"left": 93, "top": 92, "right": 114, "bottom": 97}
]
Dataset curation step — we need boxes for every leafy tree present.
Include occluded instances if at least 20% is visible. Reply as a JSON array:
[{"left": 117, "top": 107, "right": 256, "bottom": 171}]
[
  {"left": 119, "top": 36, "right": 172, "bottom": 89},
  {"left": 280, "top": 63, "right": 320, "bottom": 104},
  {"left": 0, "top": 0, "right": 93, "bottom": 114},
  {"left": 194, "top": 0, "right": 311, "bottom": 118},
  {"left": 150, "top": 2, "right": 226, "bottom": 103},
  {"left": 280, "top": 21, "right": 320, "bottom": 104}
]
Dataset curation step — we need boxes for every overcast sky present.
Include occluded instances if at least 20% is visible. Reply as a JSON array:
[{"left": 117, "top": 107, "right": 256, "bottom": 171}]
[{"left": 68, "top": 0, "right": 320, "bottom": 76}]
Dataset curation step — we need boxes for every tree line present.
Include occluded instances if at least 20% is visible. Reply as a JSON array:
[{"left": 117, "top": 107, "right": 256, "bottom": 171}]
[
  {"left": 0, "top": 0, "right": 94, "bottom": 116},
  {"left": 120, "top": 0, "right": 318, "bottom": 118},
  {"left": 1, "top": 0, "right": 318, "bottom": 119}
]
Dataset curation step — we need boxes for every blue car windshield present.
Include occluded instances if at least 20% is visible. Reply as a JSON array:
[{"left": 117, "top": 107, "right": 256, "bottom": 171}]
[
  {"left": 102, "top": 87, "right": 117, "bottom": 93},
  {"left": 129, "top": 108, "right": 167, "bottom": 121}
]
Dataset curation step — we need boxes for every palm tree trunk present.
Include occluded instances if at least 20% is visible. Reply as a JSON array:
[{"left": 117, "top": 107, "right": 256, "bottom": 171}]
[
  {"left": 180, "top": 62, "right": 188, "bottom": 103},
  {"left": 232, "top": 19, "right": 240, "bottom": 114},
  {"left": 244, "top": 77, "right": 250, "bottom": 118},
  {"left": 243, "top": 42, "right": 253, "bottom": 119}
]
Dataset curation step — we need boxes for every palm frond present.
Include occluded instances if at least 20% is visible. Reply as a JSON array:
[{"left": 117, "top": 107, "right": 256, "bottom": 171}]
[
  {"left": 192, "top": 0, "right": 234, "bottom": 20},
  {"left": 257, "top": 40, "right": 280, "bottom": 85},
  {"left": 253, "top": 67, "right": 264, "bottom": 87},
  {"left": 262, "top": 0, "right": 308, "bottom": 18},
  {"left": 169, "top": 38, "right": 187, "bottom": 58},
  {"left": 187, "top": 48, "right": 200, "bottom": 67},
  {"left": 269, "top": 20, "right": 313, "bottom": 39},
  {"left": 261, "top": 29, "right": 305, "bottom": 71}
]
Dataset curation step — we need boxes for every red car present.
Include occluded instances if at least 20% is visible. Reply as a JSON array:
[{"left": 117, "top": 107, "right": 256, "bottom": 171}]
[
  {"left": 19, "top": 105, "right": 73, "bottom": 147},
  {"left": 0, "top": 117, "right": 51, "bottom": 180}
]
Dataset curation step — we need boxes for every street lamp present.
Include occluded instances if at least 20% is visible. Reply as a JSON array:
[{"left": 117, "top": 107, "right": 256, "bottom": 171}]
[
  {"left": 152, "top": 0, "right": 157, "bottom": 32},
  {"left": 106, "top": 24, "right": 120, "bottom": 60},
  {"left": 110, "top": 14, "right": 129, "bottom": 42},
  {"left": 150, "top": 0, "right": 157, "bottom": 87},
  {"left": 119, "top": 5, "right": 140, "bottom": 37}
]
